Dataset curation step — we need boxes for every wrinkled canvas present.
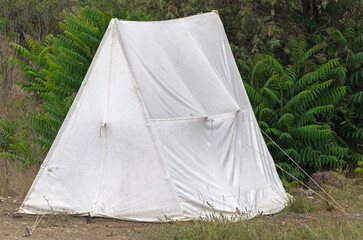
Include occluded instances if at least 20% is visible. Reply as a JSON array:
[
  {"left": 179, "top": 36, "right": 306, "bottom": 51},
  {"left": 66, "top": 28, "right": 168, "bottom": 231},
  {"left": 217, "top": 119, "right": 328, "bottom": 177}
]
[{"left": 20, "top": 12, "right": 289, "bottom": 221}]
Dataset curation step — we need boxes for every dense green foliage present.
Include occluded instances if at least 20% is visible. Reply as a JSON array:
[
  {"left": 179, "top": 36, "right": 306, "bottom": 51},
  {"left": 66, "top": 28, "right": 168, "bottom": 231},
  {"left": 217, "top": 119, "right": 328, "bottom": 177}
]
[
  {"left": 80, "top": 0, "right": 362, "bottom": 60},
  {"left": 0, "top": 1, "right": 362, "bottom": 180},
  {"left": 241, "top": 42, "right": 349, "bottom": 178},
  {"left": 0, "top": 0, "right": 74, "bottom": 40},
  {"left": 246, "top": 42, "right": 362, "bottom": 178}
]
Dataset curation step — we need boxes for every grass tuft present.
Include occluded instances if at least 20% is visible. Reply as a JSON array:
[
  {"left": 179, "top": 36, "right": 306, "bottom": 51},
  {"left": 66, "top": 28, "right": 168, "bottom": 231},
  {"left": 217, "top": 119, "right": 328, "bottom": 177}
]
[
  {"left": 283, "top": 192, "right": 315, "bottom": 214},
  {"left": 149, "top": 218, "right": 362, "bottom": 240}
]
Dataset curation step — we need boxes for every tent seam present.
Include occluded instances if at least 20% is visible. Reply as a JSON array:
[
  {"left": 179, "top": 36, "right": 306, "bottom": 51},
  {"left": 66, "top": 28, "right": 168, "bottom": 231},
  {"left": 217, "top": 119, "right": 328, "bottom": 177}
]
[
  {"left": 92, "top": 20, "right": 115, "bottom": 213},
  {"left": 151, "top": 109, "right": 240, "bottom": 122},
  {"left": 114, "top": 21, "right": 185, "bottom": 218}
]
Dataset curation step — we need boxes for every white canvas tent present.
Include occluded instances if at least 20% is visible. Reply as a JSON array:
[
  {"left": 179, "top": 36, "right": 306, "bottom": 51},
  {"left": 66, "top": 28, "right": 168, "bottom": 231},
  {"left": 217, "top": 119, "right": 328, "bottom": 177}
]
[{"left": 20, "top": 12, "right": 289, "bottom": 221}]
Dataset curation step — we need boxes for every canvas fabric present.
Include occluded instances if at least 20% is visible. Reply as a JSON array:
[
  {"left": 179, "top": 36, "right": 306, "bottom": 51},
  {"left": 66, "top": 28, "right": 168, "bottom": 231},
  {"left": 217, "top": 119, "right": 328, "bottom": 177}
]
[{"left": 20, "top": 13, "right": 289, "bottom": 221}]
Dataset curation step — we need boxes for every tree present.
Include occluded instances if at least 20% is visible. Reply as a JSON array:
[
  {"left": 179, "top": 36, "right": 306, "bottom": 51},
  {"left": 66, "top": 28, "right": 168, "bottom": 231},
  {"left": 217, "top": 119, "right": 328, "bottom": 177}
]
[{"left": 241, "top": 38, "right": 349, "bottom": 178}]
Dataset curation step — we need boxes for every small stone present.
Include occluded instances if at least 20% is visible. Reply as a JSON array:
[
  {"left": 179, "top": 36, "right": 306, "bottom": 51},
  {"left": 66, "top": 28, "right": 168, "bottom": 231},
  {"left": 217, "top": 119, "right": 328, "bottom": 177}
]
[
  {"left": 305, "top": 189, "right": 315, "bottom": 195},
  {"left": 106, "top": 232, "right": 114, "bottom": 237},
  {"left": 25, "top": 226, "right": 31, "bottom": 236}
]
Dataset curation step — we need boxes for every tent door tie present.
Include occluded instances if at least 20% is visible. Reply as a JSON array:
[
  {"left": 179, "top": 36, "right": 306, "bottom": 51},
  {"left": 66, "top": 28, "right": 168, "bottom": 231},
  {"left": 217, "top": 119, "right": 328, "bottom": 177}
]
[{"left": 99, "top": 122, "right": 107, "bottom": 137}]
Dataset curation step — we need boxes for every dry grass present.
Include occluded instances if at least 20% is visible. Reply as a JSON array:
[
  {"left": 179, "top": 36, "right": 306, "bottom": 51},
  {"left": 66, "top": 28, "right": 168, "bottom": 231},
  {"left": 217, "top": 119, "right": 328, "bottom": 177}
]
[
  {"left": 0, "top": 85, "right": 40, "bottom": 198},
  {"left": 282, "top": 191, "right": 315, "bottom": 214},
  {"left": 0, "top": 84, "right": 36, "bottom": 119},
  {"left": 150, "top": 174, "right": 363, "bottom": 240},
  {"left": 150, "top": 218, "right": 362, "bottom": 240},
  {"left": 0, "top": 158, "right": 38, "bottom": 196}
]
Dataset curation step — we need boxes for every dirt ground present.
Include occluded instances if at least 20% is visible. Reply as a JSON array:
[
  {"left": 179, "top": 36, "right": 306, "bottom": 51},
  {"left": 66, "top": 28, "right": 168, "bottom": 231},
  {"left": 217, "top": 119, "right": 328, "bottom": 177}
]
[
  {"left": 0, "top": 196, "right": 160, "bottom": 240},
  {"left": 1, "top": 194, "right": 362, "bottom": 240}
]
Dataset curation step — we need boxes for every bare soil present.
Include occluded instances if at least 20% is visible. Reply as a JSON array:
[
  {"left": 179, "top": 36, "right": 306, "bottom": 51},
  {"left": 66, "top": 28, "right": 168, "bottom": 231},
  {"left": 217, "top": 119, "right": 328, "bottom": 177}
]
[
  {"left": 1, "top": 194, "right": 362, "bottom": 240},
  {"left": 0, "top": 196, "right": 159, "bottom": 240}
]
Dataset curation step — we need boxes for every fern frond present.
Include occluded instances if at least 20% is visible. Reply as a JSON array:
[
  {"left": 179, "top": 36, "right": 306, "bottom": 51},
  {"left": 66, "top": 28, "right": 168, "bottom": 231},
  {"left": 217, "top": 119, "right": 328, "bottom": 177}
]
[
  {"left": 260, "top": 87, "right": 281, "bottom": 106},
  {"left": 293, "top": 125, "right": 333, "bottom": 141},
  {"left": 259, "top": 107, "right": 276, "bottom": 120},
  {"left": 347, "top": 52, "right": 363, "bottom": 67},
  {"left": 329, "top": 28, "right": 347, "bottom": 45},
  {"left": 10, "top": 43, "right": 36, "bottom": 62},
  {"left": 297, "top": 43, "right": 324, "bottom": 65},
  {"left": 243, "top": 81, "right": 264, "bottom": 104},
  {"left": 348, "top": 68, "right": 363, "bottom": 87},
  {"left": 258, "top": 121, "right": 269, "bottom": 129},
  {"left": 276, "top": 113, "right": 294, "bottom": 130},
  {"left": 350, "top": 91, "right": 363, "bottom": 105},
  {"left": 297, "top": 105, "right": 334, "bottom": 127},
  {"left": 265, "top": 127, "right": 282, "bottom": 137}
]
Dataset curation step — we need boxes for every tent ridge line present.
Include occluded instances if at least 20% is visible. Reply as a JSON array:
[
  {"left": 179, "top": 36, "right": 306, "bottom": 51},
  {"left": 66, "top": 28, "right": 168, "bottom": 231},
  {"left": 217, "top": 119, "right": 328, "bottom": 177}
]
[
  {"left": 114, "top": 21, "right": 185, "bottom": 217},
  {"left": 116, "top": 12, "right": 216, "bottom": 24}
]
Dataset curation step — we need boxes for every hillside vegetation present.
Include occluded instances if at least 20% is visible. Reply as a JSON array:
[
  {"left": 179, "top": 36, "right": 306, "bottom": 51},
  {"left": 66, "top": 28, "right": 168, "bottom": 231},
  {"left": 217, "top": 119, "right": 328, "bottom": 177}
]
[{"left": 0, "top": 0, "right": 362, "bottom": 190}]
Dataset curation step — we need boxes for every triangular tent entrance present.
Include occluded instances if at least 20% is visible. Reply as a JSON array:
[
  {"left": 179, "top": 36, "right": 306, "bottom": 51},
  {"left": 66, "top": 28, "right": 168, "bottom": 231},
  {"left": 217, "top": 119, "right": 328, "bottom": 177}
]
[{"left": 20, "top": 12, "right": 289, "bottom": 221}]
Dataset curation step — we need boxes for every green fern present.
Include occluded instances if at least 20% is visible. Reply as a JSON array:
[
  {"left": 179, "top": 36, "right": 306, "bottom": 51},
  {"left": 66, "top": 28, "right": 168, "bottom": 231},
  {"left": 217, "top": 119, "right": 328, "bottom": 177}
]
[{"left": 242, "top": 39, "right": 351, "bottom": 180}]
